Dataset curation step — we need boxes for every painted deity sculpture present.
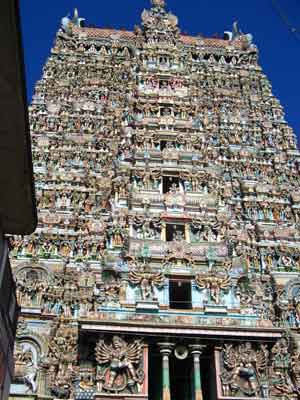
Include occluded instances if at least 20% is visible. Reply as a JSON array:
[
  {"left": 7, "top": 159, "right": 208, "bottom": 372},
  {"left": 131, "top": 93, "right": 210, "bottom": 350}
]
[
  {"left": 95, "top": 336, "right": 144, "bottom": 393},
  {"left": 220, "top": 342, "right": 268, "bottom": 397}
]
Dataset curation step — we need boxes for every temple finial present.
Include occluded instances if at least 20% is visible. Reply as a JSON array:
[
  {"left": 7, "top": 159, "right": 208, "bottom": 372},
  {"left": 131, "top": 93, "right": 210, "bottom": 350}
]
[
  {"left": 72, "top": 8, "right": 85, "bottom": 27},
  {"left": 151, "top": 0, "right": 166, "bottom": 8},
  {"left": 61, "top": 8, "right": 85, "bottom": 33}
]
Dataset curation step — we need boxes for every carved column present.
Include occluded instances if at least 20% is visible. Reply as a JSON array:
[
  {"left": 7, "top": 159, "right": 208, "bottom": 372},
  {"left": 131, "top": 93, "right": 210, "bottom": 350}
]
[
  {"left": 189, "top": 345, "right": 206, "bottom": 400},
  {"left": 185, "top": 223, "right": 190, "bottom": 242},
  {"left": 161, "top": 222, "right": 166, "bottom": 241},
  {"left": 158, "top": 343, "right": 174, "bottom": 400},
  {"left": 37, "top": 366, "right": 48, "bottom": 397},
  {"left": 119, "top": 276, "right": 128, "bottom": 304}
]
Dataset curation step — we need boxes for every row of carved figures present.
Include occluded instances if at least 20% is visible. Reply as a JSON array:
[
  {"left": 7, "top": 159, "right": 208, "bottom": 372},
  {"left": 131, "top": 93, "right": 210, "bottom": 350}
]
[
  {"left": 13, "top": 322, "right": 300, "bottom": 400},
  {"left": 12, "top": 263, "right": 300, "bottom": 328}
]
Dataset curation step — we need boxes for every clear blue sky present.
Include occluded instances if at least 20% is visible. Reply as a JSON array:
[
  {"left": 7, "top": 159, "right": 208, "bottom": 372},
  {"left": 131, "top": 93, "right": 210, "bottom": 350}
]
[{"left": 20, "top": 0, "right": 300, "bottom": 136}]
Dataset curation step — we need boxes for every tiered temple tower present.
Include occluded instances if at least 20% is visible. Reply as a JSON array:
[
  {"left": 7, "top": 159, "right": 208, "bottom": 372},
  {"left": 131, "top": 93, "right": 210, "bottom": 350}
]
[{"left": 10, "top": 1, "right": 300, "bottom": 400}]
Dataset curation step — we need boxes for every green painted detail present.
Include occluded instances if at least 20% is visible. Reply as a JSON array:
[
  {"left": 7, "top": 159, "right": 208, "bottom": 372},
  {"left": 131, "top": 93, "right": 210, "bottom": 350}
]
[
  {"left": 194, "top": 367, "right": 201, "bottom": 391},
  {"left": 163, "top": 364, "right": 170, "bottom": 388}
]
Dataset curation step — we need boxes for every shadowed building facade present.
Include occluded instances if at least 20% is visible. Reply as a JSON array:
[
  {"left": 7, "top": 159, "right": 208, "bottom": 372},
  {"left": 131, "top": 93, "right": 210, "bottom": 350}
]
[
  {"left": 0, "top": 0, "right": 36, "bottom": 399},
  {"left": 9, "top": 1, "right": 300, "bottom": 400}
]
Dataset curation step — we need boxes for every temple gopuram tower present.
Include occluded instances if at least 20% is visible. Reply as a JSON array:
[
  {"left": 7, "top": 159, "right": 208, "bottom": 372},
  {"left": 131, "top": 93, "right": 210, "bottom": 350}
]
[{"left": 10, "top": 1, "right": 300, "bottom": 399}]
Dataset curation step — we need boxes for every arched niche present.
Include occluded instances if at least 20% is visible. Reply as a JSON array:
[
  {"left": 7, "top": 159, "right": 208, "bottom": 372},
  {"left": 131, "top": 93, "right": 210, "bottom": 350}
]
[
  {"left": 284, "top": 278, "right": 300, "bottom": 300},
  {"left": 14, "top": 264, "right": 50, "bottom": 307},
  {"left": 13, "top": 333, "right": 47, "bottom": 394}
]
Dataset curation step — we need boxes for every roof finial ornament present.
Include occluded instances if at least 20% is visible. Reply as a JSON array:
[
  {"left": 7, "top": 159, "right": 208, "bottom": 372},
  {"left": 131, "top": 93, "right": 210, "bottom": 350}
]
[
  {"left": 61, "top": 8, "right": 85, "bottom": 33},
  {"left": 72, "top": 8, "right": 85, "bottom": 28},
  {"left": 224, "top": 21, "right": 254, "bottom": 49},
  {"left": 151, "top": 0, "right": 166, "bottom": 8},
  {"left": 232, "top": 21, "right": 243, "bottom": 40}
]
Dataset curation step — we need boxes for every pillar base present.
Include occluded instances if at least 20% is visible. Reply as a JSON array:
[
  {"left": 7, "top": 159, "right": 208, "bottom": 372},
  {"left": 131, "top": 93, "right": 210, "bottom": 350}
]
[
  {"left": 162, "top": 388, "right": 171, "bottom": 400},
  {"left": 194, "top": 388, "right": 203, "bottom": 400}
]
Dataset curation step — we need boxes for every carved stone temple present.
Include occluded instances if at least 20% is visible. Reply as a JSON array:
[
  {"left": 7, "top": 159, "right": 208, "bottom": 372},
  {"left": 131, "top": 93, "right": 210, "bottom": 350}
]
[{"left": 9, "top": 1, "right": 300, "bottom": 399}]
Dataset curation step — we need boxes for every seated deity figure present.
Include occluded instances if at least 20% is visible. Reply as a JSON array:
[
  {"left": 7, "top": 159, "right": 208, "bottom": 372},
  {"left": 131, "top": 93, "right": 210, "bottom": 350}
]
[
  {"left": 165, "top": 141, "right": 175, "bottom": 150},
  {"left": 173, "top": 226, "right": 184, "bottom": 241},
  {"left": 142, "top": 221, "right": 156, "bottom": 239},
  {"left": 183, "top": 179, "right": 192, "bottom": 192},
  {"left": 169, "top": 182, "right": 179, "bottom": 194}
]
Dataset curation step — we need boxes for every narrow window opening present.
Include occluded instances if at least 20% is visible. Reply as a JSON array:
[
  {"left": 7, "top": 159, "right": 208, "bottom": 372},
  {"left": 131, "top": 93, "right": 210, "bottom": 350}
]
[
  {"left": 160, "top": 141, "right": 167, "bottom": 151},
  {"left": 169, "top": 279, "right": 192, "bottom": 309}
]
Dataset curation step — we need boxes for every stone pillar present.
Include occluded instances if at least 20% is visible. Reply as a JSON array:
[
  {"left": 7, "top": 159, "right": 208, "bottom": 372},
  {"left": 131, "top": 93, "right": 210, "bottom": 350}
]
[
  {"left": 161, "top": 222, "right": 166, "bottom": 241},
  {"left": 158, "top": 343, "right": 174, "bottom": 400},
  {"left": 189, "top": 345, "right": 206, "bottom": 400},
  {"left": 185, "top": 223, "right": 190, "bottom": 242},
  {"left": 37, "top": 365, "right": 49, "bottom": 396},
  {"left": 119, "top": 276, "right": 128, "bottom": 303}
]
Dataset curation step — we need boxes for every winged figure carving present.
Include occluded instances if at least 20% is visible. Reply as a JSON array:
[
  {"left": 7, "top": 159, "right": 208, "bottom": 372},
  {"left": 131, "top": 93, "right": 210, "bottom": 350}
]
[
  {"left": 129, "top": 268, "right": 165, "bottom": 300},
  {"left": 95, "top": 336, "right": 144, "bottom": 393},
  {"left": 195, "top": 273, "right": 231, "bottom": 304}
]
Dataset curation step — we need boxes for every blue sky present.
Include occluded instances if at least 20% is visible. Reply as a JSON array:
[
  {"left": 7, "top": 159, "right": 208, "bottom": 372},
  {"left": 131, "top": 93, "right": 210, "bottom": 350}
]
[{"left": 20, "top": 0, "right": 300, "bottom": 136}]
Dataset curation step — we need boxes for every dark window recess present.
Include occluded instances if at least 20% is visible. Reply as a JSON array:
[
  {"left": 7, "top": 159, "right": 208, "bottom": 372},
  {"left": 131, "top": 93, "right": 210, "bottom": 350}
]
[
  {"left": 169, "top": 279, "right": 192, "bottom": 309},
  {"left": 160, "top": 141, "right": 167, "bottom": 151},
  {"left": 160, "top": 141, "right": 177, "bottom": 151},
  {"left": 159, "top": 56, "right": 168, "bottom": 64},
  {"left": 166, "top": 224, "right": 185, "bottom": 242},
  {"left": 159, "top": 80, "right": 169, "bottom": 89},
  {"left": 163, "top": 176, "right": 179, "bottom": 194}
]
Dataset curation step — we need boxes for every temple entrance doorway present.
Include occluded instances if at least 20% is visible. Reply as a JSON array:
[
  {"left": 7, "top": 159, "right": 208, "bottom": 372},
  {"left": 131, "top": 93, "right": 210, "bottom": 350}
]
[
  {"left": 201, "top": 350, "right": 216, "bottom": 400},
  {"left": 148, "top": 342, "right": 215, "bottom": 400},
  {"left": 170, "top": 354, "right": 193, "bottom": 400},
  {"left": 148, "top": 344, "right": 162, "bottom": 400}
]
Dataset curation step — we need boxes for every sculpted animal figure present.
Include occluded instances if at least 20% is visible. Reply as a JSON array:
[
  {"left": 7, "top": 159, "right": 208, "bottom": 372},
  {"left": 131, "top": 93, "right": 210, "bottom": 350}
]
[{"left": 14, "top": 346, "right": 37, "bottom": 393}]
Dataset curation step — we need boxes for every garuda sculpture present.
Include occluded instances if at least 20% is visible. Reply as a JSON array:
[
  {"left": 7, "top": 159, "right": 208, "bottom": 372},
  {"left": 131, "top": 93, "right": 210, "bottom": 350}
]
[
  {"left": 195, "top": 273, "right": 231, "bottom": 304},
  {"left": 129, "top": 265, "right": 165, "bottom": 301},
  {"left": 95, "top": 336, "right": 144, "bottom": 393}
]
